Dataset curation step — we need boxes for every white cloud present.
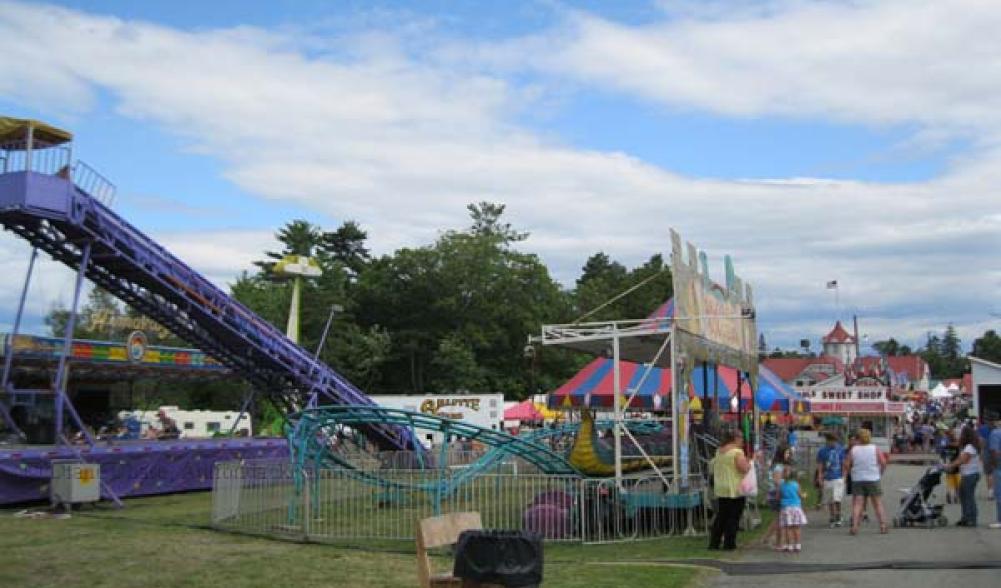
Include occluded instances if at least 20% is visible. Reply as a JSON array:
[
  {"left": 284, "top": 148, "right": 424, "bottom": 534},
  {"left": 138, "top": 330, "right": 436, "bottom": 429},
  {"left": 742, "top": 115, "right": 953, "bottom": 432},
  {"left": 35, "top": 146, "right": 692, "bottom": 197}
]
[
  {"left": 155, "top": 229, "right": 278, "bottom": 288},
  {"left": 0, "top": 234, "right": 81, "bottom": 333},
  {"left": 0, "top": 1, "right": 999, "bottom": 351},
  {"left": 518, "top": 1, "right": 1001, "bottom": 140}
]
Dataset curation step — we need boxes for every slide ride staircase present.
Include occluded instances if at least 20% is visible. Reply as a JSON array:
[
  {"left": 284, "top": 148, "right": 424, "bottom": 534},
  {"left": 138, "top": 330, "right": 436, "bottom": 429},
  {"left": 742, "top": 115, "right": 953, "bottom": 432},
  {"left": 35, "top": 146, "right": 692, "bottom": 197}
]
[{"left": 0, "top": 166, "right": 418, "bottom": 451}]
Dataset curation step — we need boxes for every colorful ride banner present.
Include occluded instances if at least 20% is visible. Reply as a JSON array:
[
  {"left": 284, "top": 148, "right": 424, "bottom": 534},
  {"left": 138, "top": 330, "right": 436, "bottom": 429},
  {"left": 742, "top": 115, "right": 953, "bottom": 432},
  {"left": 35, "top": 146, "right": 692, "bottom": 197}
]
[
  {"left": 2, "top": 333, "right": 224, "bottom": 369},
  {"left": 669, "top": 229, "right": 758, "bottom": 378}
]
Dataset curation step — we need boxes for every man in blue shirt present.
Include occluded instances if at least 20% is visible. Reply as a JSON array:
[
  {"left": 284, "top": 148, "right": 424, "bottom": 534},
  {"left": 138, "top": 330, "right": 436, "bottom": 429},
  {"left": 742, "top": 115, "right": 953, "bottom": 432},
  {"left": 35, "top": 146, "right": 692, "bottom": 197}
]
[
  {"left": 988, "top": 415, "right": 1001, "bottom": 529},
  {"left": 978, "top": 419, "right": 992, "bottom": 445},
  {"left": 817, "top": 431, "right": 846, "bottom": 527}
]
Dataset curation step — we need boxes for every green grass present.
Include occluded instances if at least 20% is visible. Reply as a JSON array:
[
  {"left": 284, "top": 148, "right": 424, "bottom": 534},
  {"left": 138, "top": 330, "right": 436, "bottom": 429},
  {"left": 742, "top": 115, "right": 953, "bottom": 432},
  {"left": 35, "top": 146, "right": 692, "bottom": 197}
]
[{"left": 0, "top": 490, "right": 783, "bottom": 588}]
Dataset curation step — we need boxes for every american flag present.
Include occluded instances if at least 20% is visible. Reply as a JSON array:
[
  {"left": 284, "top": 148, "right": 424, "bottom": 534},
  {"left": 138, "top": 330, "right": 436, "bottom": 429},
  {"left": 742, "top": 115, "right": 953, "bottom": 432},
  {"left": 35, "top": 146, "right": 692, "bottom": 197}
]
[{"left": 826, "top": 280, "right": 838, "bottom": 289}]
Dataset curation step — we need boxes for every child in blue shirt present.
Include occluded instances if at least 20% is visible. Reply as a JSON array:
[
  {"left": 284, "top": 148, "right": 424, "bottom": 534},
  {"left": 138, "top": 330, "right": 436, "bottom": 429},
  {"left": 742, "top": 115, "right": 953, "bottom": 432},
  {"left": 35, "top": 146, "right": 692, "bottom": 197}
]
[{"left": 779, "top": 467, "right": 808, "bottom": 552}]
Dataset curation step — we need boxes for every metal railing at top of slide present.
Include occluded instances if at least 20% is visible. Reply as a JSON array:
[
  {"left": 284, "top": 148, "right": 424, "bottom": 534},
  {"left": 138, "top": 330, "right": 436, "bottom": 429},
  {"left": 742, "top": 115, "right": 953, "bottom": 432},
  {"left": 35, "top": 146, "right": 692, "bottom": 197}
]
[
  {"left": 0, "top": 143, "right": 117, "bottom": 207},
  {"left": 72, "top": 160, "right": 116, "bottom": 207},
  {"left": 0, "top": 143, "right": 70, "bottom": 175}
]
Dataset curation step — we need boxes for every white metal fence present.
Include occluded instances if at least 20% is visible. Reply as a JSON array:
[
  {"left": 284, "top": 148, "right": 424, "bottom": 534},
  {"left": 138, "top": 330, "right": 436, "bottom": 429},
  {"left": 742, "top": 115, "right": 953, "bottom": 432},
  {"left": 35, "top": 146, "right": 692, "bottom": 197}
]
[
  {"left": 212, "top": 459, "right": 302, "bottom": 539},
  {"left": 211, "top": 459, "right": 712, "bottom": 544}
]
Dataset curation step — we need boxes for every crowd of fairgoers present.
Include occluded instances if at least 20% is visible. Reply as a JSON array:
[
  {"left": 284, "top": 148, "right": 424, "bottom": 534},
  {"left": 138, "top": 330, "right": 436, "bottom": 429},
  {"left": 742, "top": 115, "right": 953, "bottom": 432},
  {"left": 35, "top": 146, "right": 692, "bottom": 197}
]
[{"left": 891, "top": 394, "right": 977, "bottom": 454}]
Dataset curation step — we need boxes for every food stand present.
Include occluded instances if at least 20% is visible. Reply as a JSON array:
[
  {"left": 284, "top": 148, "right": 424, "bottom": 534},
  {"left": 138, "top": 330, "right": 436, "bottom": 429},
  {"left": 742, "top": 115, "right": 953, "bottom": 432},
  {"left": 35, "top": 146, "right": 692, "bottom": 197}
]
[{"left": 802, "top": 386, "right": 905, "bottom": 452}]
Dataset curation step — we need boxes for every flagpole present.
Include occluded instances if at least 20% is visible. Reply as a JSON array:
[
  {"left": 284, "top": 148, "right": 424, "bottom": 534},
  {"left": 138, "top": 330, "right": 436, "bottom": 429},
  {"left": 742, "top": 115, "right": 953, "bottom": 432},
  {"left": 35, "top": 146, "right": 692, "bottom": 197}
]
[
  {"left": 827, "top": 280, "right": 840, "bottom": 320},
  {"left": 835, "top": 284, "right": 840, "bottom": 321}
]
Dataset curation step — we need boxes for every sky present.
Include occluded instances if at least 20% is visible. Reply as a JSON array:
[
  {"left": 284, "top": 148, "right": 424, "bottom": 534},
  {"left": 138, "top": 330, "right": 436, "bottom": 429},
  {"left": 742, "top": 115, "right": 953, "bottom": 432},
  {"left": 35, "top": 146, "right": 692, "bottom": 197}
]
[{"left": 1, "top": 0, "right": 1000, "bottom": 353}]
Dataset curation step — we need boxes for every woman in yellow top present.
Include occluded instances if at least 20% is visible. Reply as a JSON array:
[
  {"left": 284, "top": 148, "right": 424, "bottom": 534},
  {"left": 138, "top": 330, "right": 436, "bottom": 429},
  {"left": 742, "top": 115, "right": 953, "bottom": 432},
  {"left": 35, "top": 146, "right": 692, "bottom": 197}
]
[{"left": 709, "top": 426, "right": 751, "bottom": 550}]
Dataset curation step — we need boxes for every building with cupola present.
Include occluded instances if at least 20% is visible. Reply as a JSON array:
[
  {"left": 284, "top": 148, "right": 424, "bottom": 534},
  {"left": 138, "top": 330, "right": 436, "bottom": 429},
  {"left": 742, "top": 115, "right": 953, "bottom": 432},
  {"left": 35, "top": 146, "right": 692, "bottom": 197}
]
[
  {"left": 763, "top": 319, "right": 930, "bottom": 443},
  {"left": 821, "top": 320, "right": 858, "bottom": 366},
  {"left": 764, "top": 320, "right": 929, "bottom": 394}
]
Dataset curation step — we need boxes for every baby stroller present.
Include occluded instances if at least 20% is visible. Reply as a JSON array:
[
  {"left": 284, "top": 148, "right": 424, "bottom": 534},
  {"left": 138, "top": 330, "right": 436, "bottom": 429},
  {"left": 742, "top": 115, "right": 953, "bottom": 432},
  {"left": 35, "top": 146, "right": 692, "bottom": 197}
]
[{"left": 892, "top": 465, "right": 947, "bottom": 528}]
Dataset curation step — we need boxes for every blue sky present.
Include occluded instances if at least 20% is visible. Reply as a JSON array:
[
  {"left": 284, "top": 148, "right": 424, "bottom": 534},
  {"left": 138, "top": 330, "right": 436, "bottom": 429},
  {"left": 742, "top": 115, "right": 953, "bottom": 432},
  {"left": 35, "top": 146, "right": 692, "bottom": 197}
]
[
  {"left": 1, "top": 0, "right": 1000, "bottom": 352},
  {"left": 18, "top": 0, "right": 960, "bottom": 185}
]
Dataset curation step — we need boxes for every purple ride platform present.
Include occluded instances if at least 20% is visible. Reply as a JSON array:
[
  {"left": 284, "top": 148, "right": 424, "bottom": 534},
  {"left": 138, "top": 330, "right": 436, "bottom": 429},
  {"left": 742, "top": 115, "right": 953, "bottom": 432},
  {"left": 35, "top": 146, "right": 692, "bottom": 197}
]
[{"left": 0, "top": 437, "right": 287, "bottom": 504}]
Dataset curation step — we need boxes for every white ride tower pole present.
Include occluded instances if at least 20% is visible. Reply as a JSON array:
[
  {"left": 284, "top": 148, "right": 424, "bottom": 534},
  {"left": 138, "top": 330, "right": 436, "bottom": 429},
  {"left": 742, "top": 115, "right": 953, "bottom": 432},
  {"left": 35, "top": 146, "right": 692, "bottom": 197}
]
[
  {"left": 274, "top": 254, "right": 322, "bottom": 344},
  {"left": 671, "top": 328, "right": 680, "bottom": 489},
  {"left": 613, "top": 332, "right": 623, "bottom": 490}
]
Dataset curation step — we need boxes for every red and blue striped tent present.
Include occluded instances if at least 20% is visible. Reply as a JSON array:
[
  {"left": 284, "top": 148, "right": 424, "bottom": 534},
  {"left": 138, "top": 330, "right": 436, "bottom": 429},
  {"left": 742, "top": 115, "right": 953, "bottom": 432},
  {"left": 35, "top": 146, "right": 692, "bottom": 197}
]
[
  {"left": 547, "top": 359, "right": 805, "bottom": 413},
  {"left": 640, "top": 298, "right": 674, "bottom": 330},
  {"left": 547, "top": 359, "right": 755, "bottom": 411}
]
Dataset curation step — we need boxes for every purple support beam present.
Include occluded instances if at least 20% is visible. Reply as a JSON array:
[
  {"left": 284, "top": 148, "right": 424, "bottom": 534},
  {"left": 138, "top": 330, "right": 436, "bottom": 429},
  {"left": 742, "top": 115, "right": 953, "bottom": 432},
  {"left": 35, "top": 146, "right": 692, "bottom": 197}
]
[
  {"left": 227, "top": 389, "right": 254, "bottom": 435},
  {"left": 0, "top": 387, "right": 20, "bottom": 439},
  {"left": 0, "top": 247, "right": 38, "bottom": 438},
  {"left": 1, "top": 248, "right": 37, "bottom": 391},
  {"left": 53, "top": 242, "right": 92, "bottom": 446}
]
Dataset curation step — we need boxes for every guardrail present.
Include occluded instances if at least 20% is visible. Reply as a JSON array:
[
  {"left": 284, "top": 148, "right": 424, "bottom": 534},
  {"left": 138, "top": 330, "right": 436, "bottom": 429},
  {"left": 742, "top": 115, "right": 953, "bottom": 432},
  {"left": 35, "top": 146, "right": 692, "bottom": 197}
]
[
  {"left": 73, "top": 160, "right": 116, "bottom": 207},
  {"left": 0, "top": 144, "right": 71, "bottom": 175},
  {"left": 0, "top": 144, "right": 116, "bottom": 207}
]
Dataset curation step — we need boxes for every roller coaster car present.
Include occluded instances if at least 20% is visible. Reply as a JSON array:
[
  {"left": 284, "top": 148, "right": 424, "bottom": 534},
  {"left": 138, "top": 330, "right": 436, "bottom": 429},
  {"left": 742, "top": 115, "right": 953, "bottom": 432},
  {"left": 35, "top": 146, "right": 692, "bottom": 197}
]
[{"left": 568, "top": 410, "right": 672, "bottom": 476}]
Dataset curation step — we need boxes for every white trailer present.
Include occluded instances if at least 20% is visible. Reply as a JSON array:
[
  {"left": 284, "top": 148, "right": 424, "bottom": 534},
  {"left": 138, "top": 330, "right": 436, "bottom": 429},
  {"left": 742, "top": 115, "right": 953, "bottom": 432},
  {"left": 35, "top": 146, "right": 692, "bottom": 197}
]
[
  {"left": 971, "top": 357, "right": 1001, "bottom": 422},
  {"left": 372, "top": 394, "right": 504, "bottom": 448},
  {"left": 122, "top": 405, "right": 252, "bottom": 438}
]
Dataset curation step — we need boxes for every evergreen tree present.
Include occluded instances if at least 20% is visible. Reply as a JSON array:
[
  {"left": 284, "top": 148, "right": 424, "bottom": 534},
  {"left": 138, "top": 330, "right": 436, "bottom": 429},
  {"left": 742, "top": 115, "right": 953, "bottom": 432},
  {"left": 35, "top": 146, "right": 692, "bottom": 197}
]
[
  {"left": 941, "top": 324, "right": 965, "bottom": 378},
  {"left": 574, "top": 252, "right": 629, "bottom": 321},
  {"left": 942, "top": 325, "right": 962, "bottom": 361},
  {"left": 620, "top": 254, "right": 673, "bottom": 320},
  {"left": 321, "top": 220, "right": 370, "bottom": 278},
  {"left": 254, "top": 220, "right": 324, "bottom": 274},
  {"left": 921, "top": 326, "right": 966, "bottom": 378},
  {"left": 972, "top": 330, "right": 1001, "bottom": 364},
  {"left": 920, "top": 333, "right": 944, "bottom": 377}
]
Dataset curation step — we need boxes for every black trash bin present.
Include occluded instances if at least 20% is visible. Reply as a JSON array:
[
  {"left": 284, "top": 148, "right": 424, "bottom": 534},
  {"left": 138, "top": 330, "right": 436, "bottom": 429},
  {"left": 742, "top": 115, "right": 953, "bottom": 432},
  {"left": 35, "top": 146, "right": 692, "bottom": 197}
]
[{"left": 453, "top": 529, "right": 543, "bottom": 588}]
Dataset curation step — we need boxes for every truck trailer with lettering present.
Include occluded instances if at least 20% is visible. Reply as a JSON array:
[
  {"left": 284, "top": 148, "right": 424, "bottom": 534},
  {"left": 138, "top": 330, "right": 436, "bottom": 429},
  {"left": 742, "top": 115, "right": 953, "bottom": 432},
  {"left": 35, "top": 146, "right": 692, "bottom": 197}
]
[{"left": 370, "top": 394, "right": 505, "bottom": 448}]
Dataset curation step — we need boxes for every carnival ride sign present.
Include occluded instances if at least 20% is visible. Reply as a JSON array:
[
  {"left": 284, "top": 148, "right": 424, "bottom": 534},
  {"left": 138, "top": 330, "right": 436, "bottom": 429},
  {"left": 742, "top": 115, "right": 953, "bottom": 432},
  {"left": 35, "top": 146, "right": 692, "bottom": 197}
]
[
  {"left": 2, "top": 333, "right": 222, "bottom": 368},
  {"left": 87, "top": 310, "right": 170, "bottom": 338},
  {"left": 420, "top": 397, "right": 482, "bottom": 421},
  {"left": 669, "top": 229, "right": 757, "bottom": 375},
  {"left": 803, "top": 387, "right": 886, "bottom": 401}
]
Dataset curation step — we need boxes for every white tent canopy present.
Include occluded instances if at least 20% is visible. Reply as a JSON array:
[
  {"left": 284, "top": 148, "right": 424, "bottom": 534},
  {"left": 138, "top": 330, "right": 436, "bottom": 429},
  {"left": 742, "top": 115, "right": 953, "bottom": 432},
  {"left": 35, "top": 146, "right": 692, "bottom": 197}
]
[{"left": 930, "top": 383, "right": 951, "bottom": 399}]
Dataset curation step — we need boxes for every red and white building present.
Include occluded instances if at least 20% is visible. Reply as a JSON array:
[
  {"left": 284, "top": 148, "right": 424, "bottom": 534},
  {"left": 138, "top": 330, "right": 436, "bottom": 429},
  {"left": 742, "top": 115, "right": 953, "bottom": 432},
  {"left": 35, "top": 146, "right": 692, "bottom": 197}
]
[
  {"left": 764, "top": 321, "right": 930, "bottom": 394},
  {"left": 822, "top": 320, "right": 858, "bottom": 366},
  {"left": 763, "top": 321, "right": 931, "bottom": 445}
]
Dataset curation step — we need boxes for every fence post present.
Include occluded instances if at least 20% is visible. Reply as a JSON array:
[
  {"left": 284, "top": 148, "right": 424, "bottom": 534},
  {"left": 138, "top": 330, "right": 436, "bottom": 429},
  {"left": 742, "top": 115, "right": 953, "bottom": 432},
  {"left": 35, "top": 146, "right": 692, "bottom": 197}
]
[{"left": 302, "top": 470, "right": 311, "bottom": 541}]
